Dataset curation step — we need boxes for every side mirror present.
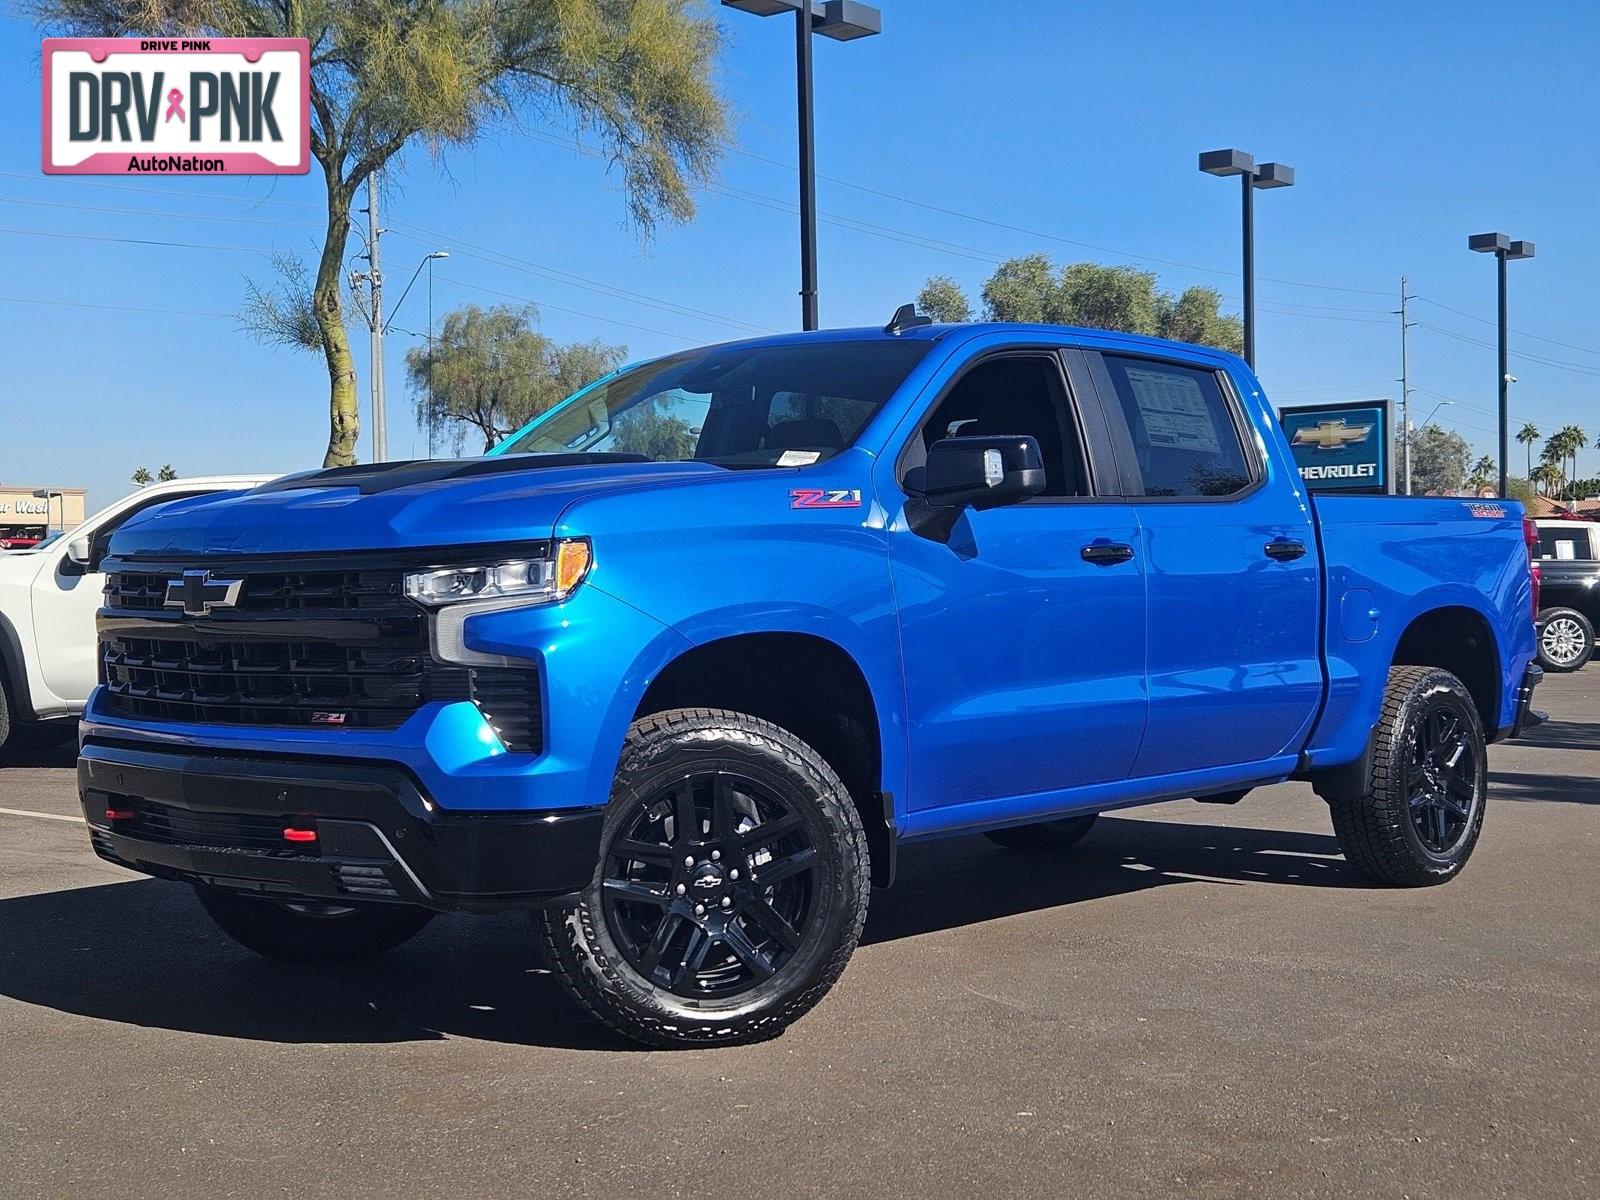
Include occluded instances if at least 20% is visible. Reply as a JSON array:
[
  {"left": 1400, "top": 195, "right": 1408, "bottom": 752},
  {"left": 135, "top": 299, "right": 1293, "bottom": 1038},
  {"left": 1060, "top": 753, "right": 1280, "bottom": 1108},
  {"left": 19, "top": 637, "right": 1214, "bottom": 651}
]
[
  {"left": 922, "top": 435, "right": 1046, "bottom": 510},
  {"left": 65, "top": 535, "right": 93, "bottom": 567},
  {"left": 905, "top": 435, "right": 1047, "bottom": 542}
]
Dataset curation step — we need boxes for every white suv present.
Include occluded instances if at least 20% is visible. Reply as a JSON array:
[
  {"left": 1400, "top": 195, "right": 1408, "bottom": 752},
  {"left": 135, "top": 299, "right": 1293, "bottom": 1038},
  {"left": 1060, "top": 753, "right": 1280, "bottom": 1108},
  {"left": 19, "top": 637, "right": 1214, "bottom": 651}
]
[{"left": 0, "top": 476, "right": 273, "bottom": 754}]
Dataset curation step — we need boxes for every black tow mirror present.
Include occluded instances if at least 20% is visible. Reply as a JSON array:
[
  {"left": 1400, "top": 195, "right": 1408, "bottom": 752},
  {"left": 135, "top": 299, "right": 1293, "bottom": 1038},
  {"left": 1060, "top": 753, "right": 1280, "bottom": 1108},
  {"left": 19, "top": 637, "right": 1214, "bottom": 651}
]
[
  {"left": 905, "top": 435, "right": 1047, "bottom": 542},
  {"left": 923, "top": 435, "right": 1046, "bottom": 510}
]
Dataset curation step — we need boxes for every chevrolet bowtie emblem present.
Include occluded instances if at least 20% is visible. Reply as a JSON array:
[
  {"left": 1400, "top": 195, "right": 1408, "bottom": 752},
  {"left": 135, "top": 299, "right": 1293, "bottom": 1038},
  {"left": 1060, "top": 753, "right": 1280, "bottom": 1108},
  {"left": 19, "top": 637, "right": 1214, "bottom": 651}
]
[
  {"left": 1292, "top": 419, "right": 1373, "bottom": 451},
  {"left": 164, "top": 569, "right": 244, "bottom": 616}
]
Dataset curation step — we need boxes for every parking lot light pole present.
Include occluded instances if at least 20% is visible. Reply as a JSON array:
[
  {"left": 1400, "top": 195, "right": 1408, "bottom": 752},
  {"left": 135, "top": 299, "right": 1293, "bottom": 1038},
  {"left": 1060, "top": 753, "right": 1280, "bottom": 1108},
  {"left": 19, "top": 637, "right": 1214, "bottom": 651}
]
[
  {"left": 1468, "top": 233, "right": 1535, "bottom": 498},
  {"left": 1198, "top": 149, "right": 1295, "bottom": 369},
  {"left": 722, "top": 0, "right": 882, "bottom": 331}
]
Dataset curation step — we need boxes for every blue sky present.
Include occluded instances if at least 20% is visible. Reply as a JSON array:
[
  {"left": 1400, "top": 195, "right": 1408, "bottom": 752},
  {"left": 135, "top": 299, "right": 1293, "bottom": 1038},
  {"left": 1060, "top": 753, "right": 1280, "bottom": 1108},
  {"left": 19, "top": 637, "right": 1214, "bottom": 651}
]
[{"left": 2, "top": 0, "right": 1598, "bottom": 509}]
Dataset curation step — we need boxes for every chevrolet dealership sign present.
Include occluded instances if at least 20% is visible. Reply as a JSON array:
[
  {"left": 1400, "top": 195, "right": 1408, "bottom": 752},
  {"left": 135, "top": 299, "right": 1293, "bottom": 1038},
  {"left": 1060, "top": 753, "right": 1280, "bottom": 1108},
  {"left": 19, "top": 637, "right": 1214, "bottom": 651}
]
[
  {"left": 1279, "top": 401, "right": 1392, "bottom": 494},
  {"left": 43, "top": 38, "right": 309, "bottom": 175}
]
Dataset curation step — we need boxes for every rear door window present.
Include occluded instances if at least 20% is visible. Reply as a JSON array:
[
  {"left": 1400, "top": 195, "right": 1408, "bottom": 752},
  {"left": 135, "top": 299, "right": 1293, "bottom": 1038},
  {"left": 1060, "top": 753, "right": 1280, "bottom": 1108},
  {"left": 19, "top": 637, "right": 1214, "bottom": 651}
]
[{"left": 1097, "top": 355, "right": 1256, "bottom": 498}]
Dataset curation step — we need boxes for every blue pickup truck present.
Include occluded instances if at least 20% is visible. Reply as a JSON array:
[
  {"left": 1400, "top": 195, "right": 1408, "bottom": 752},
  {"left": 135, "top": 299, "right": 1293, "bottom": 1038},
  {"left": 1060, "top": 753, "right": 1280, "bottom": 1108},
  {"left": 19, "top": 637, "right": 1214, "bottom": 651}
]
[{"left": 79, "top": 314, "right": 1541, "bottom": 1047}]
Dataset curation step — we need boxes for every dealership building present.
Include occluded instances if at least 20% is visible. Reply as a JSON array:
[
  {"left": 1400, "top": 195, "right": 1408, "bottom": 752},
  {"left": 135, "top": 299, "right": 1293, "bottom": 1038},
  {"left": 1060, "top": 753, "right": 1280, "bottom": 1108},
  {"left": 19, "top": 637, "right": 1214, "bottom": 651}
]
[{"left": 0, "top": 484, "right": 87, "bottom": 543}]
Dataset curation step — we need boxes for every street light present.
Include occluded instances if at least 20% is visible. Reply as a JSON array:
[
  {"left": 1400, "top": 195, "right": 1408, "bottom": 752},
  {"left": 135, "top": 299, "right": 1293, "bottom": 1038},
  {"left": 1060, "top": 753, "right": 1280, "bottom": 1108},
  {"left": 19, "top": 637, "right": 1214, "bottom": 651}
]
[
  {"left": 722, "top": 0, "right": 882, "bottom": 330},
  {"left": 385, "top": 251, "right": 450, "bottom": 459},
  {"left": 1198, "top": 149, "right": 1295, "bottom": 369},
  {"left": 1468, "top": 232, "right": 1535, "bottom": 498}
]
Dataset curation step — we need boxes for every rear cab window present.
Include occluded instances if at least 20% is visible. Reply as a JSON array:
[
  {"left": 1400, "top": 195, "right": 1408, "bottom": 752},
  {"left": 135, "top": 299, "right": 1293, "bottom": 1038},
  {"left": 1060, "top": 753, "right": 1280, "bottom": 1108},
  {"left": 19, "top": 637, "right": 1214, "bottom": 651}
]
[{"left": 1096, "top": 354, "right": 1258, "bottom": 499}]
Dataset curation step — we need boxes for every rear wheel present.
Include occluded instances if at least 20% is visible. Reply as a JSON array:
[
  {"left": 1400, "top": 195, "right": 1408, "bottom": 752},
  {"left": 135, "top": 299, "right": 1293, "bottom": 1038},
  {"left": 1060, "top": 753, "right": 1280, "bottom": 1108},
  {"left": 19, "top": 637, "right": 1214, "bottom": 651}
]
[
  {"left": 1327, "top": 666, "right": 1486, "bottom": 887},
  {"left": 1537, "top": 607, "right": 1593, "bottom": 672},
  {"left": 539, "top": 708, "right": 870, "bottom": 1048},
  {"left": 194, "top": 885, "right": 434, "bottom": 962},
  {"left": 984, "top": 813, "right": 1099, "bottom": 851}
]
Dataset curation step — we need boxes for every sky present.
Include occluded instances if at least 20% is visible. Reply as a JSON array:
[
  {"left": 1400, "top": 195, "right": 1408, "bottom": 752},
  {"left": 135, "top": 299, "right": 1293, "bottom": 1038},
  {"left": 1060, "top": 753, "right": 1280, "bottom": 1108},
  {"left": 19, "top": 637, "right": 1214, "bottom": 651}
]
[{"left": 2, "top": 0, "right": 1598, "bottom": 511}]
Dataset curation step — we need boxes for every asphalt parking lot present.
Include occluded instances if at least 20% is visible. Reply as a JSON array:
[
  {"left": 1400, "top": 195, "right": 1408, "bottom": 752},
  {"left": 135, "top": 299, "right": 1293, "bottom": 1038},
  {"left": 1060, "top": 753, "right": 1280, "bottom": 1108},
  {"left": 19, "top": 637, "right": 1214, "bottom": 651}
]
[{"left": 1, "top": 675, "right": 1596, "bottom": 1200}]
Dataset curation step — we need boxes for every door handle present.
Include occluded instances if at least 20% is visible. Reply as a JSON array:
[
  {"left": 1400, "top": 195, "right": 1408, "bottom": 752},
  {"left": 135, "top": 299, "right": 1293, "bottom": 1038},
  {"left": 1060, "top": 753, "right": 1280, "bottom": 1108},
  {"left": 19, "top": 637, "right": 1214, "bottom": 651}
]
[
  {"left": 1081, "top": 541, "right": 1135, "bottom": 566},
  {"left": 1264, "top": 538, "right": 1307, "bottom": 561}
]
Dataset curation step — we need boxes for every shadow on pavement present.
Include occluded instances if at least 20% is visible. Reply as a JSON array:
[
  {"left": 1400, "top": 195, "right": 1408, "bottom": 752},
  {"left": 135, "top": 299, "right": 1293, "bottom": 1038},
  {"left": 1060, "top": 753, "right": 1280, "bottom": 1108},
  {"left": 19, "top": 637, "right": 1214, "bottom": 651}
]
[
  {"left": 864, "top": 815, "right": 1351, "bottom": 945},
  {"left": 1489, "top": 768, "right": 1600, "bottom": 806},
  {"left": 1509, "top": 717, "right": 1600, "bottom": 754},
  {"left": 0, "top": 814, "right": 1351, "bottom": 1048},
  {"left": 1, "top": 724, "right": 78, "bottom": 768}
]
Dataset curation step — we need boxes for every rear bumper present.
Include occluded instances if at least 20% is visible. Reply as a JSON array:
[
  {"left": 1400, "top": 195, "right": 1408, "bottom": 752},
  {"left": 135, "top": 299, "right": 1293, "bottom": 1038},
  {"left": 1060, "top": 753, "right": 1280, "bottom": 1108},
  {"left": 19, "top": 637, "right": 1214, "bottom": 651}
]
[
  {"left": 1500, "top": 662, "right": 1546, "bottom": 741},
  {"left": 77, "top": 741, "right": 603, "bottom": 912}
]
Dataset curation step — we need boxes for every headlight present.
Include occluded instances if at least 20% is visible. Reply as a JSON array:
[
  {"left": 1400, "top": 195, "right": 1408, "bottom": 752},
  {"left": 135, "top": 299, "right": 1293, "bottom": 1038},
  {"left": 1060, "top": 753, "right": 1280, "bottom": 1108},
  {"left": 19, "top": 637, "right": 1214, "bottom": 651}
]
[{"left": 404, "top": 540, "right": 591, "bottom": 607}]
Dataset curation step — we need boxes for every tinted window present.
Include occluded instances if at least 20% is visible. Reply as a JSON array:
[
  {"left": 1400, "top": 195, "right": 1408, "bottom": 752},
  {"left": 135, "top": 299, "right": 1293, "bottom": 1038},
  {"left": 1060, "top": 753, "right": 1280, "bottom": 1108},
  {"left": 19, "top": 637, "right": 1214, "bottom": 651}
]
[
  {"left": 497, "top": 340, "right": 931, "bottom": 467},
  {"left": 1537, "top": 526, "right": 1594, "bottom": 561},
  {"left": 1100, "top": 355, "right": 1255, "bottom": 498},
  {"left": 911, "top": 355, "right": 1085, "bottom": 497}
]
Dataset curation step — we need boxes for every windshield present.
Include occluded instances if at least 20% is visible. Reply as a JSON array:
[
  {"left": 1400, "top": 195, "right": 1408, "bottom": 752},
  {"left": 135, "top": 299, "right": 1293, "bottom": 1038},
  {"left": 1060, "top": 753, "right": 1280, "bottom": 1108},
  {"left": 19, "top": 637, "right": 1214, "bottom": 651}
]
[{"left": 497, "top": 339, "right": 932, "bottom": 466}]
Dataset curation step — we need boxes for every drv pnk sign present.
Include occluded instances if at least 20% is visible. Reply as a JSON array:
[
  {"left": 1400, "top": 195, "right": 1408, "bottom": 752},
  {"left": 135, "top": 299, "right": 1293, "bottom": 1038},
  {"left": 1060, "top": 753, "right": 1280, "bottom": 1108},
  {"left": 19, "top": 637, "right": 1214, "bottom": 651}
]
[
  {"left": 43, "top": 38, "right": 309, "bottom": 175},
  {"left": 1278, "top": 400, "right": 1393, "bottom": 494}
]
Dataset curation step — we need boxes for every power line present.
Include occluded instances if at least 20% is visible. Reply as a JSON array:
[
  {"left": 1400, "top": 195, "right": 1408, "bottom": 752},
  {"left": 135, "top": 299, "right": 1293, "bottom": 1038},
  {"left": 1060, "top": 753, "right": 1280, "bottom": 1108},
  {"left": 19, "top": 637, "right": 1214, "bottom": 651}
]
[
  {"left": 1413, "top": 295, "right": 1600, "bottom": 359},
  {"left": 1414, "top": 322, "right": 1600, "bottom": 378},
  {"left": 0, "top": 294, "right": 232, "bottom": 319},
  {"left": 0, "top": 224, "right": 273, "bottom": 254}
]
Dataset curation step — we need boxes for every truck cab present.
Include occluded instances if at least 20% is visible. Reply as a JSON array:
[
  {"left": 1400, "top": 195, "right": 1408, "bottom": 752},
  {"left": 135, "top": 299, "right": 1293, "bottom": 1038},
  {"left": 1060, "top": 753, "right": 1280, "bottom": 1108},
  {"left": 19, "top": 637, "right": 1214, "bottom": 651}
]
[{"left": 76, "top": 321, "right": 1537, "bottom": 1047}]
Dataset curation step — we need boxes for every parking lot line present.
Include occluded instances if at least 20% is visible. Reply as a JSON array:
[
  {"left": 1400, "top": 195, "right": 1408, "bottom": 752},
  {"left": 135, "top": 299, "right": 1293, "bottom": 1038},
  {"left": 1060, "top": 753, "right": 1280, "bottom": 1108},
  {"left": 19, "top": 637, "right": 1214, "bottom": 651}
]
[{"left": 0, "top": 806, "right": 82, "bottom": 824}]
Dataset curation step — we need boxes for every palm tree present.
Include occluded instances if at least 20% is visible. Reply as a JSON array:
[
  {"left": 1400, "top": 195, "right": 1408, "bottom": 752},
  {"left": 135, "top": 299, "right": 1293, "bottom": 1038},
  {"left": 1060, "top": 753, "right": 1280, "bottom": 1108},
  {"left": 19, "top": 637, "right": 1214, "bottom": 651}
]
[
  {"left": 1517, "top": 422, "right": 1540, "bottom": 477},
  {"left": 1530, "top": 462, "right": 1559, "bottom": 496},
  {"left": 1570, "top": 428, "right": 1590, "bottom": 497},
  {"left": 1468, "top": 455, "right": 1496, "bottom": 491}
]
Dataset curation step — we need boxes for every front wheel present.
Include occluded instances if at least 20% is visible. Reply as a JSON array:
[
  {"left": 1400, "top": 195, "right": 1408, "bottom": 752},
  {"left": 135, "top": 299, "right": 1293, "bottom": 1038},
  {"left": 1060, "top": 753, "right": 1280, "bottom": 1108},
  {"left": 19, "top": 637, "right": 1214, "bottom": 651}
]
[
  {"left": 1537, "top": 607, "right": 1594, "bottom": 672},
  {"left": 194, "top": 886, "right": 434, "bottom": 962},
  {"left": 1327, "top": 666, "right": 1487, "bottom": 887},
  {"left": 539, "top": 708, "right": 870, "bottom": 1049}
]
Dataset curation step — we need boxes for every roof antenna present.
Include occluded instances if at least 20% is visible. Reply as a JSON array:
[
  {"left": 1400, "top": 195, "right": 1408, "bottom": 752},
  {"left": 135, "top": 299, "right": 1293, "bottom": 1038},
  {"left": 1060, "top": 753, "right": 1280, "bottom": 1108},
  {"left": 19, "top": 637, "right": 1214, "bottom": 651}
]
[{"left": 884, "top": 302, "right": 932, "bottom": 335}]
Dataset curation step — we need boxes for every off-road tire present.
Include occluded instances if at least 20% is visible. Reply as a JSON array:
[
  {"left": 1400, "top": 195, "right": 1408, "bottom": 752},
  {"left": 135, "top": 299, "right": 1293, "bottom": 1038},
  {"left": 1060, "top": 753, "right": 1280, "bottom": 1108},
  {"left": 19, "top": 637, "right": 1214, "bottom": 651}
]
[
  {"left": 1327, "top": 666, "right": 1487, "bottom": 887},
  {"left": 984, "top": 813, "right": 1099, "bottom": 851},
  {"left": 0, "top": 673, "right": 11, "bottom": 759},
  {"left": 1536, "top": 607, "right": 1594, "bottom": 672},
  {"left": 194, "top": 885, "right": 434, "bottom": 962},
  {"left": 538, "top": 708, "right": 870, "bottom": 1049}
]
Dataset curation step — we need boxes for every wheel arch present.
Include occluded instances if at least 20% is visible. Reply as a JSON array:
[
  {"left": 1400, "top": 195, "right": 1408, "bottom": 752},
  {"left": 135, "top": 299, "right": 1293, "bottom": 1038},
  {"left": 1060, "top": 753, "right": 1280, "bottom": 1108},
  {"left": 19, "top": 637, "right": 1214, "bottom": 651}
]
[
  {"left": 632, "top": 631, "right": 898, "bottom": 887},
  {"left": 1390, "top": 604, "right": 1501, "bottom": 734}
]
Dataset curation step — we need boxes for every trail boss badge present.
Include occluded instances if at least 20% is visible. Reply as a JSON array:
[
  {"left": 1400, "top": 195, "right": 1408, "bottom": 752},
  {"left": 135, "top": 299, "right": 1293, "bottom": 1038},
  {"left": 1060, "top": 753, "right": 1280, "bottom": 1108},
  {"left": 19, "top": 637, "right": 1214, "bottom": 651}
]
[{"left": 43, "top": 37, "right": 310, "bottom": 175}]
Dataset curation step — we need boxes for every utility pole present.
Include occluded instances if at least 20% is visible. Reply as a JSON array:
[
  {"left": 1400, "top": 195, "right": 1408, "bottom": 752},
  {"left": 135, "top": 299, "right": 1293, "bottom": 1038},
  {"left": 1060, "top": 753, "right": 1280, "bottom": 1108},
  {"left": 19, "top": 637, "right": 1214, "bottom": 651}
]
[
  {"left": 365, "top": 172, "right": 388, "bottom": 462},
  {"left": 1398, "top": 276, "right": 1415, "bottom": 494}
]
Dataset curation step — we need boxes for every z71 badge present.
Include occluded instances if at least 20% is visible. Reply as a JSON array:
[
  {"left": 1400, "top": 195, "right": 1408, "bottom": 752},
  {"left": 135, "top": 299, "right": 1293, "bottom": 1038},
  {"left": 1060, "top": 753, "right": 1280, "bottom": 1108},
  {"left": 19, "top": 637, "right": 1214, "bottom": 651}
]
[{"left": 790, "top": 488, "right": 862, "bottom": 510}]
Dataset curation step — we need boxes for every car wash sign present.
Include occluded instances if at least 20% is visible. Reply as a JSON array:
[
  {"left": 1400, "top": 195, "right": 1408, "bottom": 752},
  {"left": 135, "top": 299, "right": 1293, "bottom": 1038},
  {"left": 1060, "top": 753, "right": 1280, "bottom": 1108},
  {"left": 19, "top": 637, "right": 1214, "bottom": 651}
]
[
  {"left": 1279, "top": 401, "right": 1392, "bottom": 494},
  {"left": 43, "top": 38, "right": 309, "bottom": 175}
]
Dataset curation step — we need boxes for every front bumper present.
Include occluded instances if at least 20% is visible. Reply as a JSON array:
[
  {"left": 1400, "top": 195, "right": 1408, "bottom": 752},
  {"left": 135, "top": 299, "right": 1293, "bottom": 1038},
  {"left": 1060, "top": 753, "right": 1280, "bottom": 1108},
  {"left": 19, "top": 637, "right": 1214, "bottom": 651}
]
[{"left": 78, "top": 742, "right": 603, "bottom": 912}]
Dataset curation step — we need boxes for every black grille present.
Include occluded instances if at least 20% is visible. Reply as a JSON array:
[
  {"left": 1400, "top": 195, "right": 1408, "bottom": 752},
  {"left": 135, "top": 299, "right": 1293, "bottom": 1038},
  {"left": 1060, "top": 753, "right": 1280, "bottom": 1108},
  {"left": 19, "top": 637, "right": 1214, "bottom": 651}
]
[
  {"left": 99, "top": 560, "right": 543, "bottom": 749},
  {"left": 470, "top": 668, "right": 544, "bottom": 754},
  {"left": 106, "top": 568, "right": 408, "bottom": 613},
  {"left": 117, "top": 801, "right": 309, "bottom": 856},
  {"left": 102, "top": 632, "right": 470, "bottom": 729},
  {"left": 101, "top": 563, "right": 471, "bottom": 730}
]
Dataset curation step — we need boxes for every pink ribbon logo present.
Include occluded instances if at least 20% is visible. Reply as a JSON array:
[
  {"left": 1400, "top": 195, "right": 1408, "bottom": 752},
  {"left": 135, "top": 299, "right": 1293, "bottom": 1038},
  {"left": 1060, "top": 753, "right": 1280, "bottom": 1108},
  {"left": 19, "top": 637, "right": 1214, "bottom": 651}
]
[{"left": 164, "top": 88, "right": 185, "bottom": 123}]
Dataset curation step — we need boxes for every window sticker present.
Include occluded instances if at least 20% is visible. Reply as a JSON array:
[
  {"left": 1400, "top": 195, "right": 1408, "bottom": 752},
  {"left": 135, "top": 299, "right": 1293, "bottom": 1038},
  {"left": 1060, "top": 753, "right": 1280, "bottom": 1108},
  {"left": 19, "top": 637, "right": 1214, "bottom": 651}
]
[
  {"left": 777, "top": 449, "right": 821, "bottom": 466},
  {"left": 1124, "top": 367, "right": 1220, "bottom": 454}
]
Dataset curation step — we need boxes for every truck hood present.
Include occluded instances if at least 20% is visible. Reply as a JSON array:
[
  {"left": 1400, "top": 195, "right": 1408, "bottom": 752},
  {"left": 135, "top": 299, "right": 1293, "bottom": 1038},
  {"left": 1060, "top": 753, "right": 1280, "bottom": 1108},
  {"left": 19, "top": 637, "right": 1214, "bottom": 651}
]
[{"left": 109, "top": 454, "right": 729, "bottom": 559}]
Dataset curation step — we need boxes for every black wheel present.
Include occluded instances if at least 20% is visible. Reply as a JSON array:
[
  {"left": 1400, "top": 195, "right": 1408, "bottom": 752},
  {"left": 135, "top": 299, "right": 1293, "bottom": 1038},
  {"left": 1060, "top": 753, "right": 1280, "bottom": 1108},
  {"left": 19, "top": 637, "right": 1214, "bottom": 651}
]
[
  {"left": 539, "top": 708, "right": 870, "bottom": 1049},
  {"left": 193, "top": 885, "right": 434, "bottom": 963},
  {"left": 984, "top": 813, "right": 1098, "bottom": 850},
  {"left": 1536, "top": 607, "right": 1594, "bottom": 672},
  {"left": 1327, "top": 666, "right": 1487, "bottom": 887}
]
